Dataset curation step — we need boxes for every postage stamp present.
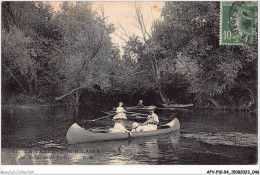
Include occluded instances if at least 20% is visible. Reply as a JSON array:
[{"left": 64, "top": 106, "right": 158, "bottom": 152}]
[{"left": 220, "top": 1, "right": 258, "bottom": 45}]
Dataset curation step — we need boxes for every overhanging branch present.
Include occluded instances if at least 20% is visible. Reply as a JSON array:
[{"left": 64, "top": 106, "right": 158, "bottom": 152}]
[{"left": 55, "top": 86, "right": 87, "bottom": 101}]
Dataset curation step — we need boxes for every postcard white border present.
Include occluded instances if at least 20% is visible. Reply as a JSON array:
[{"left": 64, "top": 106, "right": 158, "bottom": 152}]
[{"left": 0, "top": 165, "right": 259, "bottom": 174}]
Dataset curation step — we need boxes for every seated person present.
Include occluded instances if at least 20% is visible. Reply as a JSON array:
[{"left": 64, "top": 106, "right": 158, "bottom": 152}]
[
  {"left": 143, "top": 109, "right": 159, "bottom": 125},
  {"left": 114, "top": 102, "right": 127, "bottom": 120},
  {"left": 138, "top": 100, "right": 144, "bottom": 108},
  {"left": 109, "top": 105, "right": 131, "bottom": 134},
  {"left": 109, "top": 117, "right": 128, "bottom": 133},
  {"left": 166, "top": 98, "right": 176, "bottom": 105},
  {"left": 131, "top": 109, "right": 159, "bottom": 132}
]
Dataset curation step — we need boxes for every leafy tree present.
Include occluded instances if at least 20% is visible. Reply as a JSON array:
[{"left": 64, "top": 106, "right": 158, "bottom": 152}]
[
  {"left": 54, "top": 2, "right": 120, "bottom": 104},
  {"left": 2, "top": 27, "right": 35, "bottom": 93},
  {"left": 117, "top": 3, "right": 173, "bottom": 103},
  {"left": 2, "top": 1, "right": 64, "bottom": 101},
  {"left": 152, "top": 1, "right": 257, "bottom": 108},
  {"left": 2, "top": 1, "right": 121, "bottom": 105}
]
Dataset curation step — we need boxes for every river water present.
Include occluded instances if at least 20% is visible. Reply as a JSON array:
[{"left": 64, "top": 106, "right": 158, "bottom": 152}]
[{"left": 1, "top": 106, "right": 257, "bottom": 165}]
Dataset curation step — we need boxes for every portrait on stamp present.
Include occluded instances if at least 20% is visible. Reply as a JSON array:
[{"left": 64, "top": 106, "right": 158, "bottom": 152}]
[
  {"left": 1, "top": 1, "right": 258, "bottom": 170},
  {"left": 220, "top": 1, "right": 257, "bottom": 45}
]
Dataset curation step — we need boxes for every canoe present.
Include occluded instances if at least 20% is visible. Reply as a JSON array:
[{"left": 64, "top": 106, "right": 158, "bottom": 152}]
[
  {"left": 113, "top": 105, "right": 156, "bottom": 112},
  {"left": 66, "top": 118, "right": 180, "bottom": 144},
  {"left": 162, "top": 103, "right": 194, "bottom": 108}
]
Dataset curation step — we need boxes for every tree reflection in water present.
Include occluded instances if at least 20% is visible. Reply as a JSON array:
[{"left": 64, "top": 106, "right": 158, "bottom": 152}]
[{"left": 2, "top": 106, "right": 257, "bottom": 165}]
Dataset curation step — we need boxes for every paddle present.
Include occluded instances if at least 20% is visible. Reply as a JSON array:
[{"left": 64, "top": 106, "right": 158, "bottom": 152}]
[
  {"left": 103, "top": 111, "right": 113, "bottom": 115},
  {"left": 104, "top": 110, "right": 148, "bottom": 116},
  {"left": 84, "top": 112, "right": 117, "bottom": 122},
  {"left": 125, "top": 111, "right": 148, "bottom": 116}
]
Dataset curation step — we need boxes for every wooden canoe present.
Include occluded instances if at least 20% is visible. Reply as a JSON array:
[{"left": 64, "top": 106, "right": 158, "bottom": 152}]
[
  {"left": 162, "top": 103, "right": 194, "bottom": 108},
  {"left": 113, "top": 105, "right": 156, "bottom": 112},
  {"left": 66, "top": 118, "right": 180, "bottom": 144}
]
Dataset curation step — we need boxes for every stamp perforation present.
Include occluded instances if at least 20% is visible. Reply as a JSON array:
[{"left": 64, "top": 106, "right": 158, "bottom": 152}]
[{"left": 220, "top": 1, "right": 257, "bottom": 45}]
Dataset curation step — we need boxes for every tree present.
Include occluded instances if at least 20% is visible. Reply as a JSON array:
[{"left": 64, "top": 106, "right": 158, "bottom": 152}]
[
  {"left": 54, "top": 2, "right": 120, "bottom": 104},
  {"left": 2, "top": 2, "right": 61, "bottom": 99},
  {"left": 2, "top": 1, "right": 121, "bottom": 105},
  {"left": 117, "top": 2, "right": 172, "bottom": 103},
  {"left": 2, "top": 28, "right": 35, "bottom": 93},
  {"left": 152, "top": 1, "right": 257, "bottom": 108}
]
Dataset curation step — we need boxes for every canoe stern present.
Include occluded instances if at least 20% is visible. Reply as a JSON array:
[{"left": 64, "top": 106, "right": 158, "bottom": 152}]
[
  {"left": 66, "top": 123, "right": 88, "bottom": 144},
  {"left": 167, "top": 118, "right": 180, "bottom": 131}
]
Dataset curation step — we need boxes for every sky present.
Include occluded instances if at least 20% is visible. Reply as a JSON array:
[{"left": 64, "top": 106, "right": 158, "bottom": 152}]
[{"left": 47, "top": 1, "right": 165, "bottom": 54}]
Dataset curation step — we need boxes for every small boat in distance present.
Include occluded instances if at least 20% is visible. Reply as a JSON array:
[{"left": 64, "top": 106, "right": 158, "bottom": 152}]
[
  {"left": 66, "top": 118, "right": 180, "bottom": 144},
  {"left": 125, "top": 105, "right": 156, "bottom": 110},
  {"left": 162, "top": 103, "right": 194, "bottom": 108}
]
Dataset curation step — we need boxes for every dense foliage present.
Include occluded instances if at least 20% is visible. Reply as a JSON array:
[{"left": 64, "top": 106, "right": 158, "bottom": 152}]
[
  {"left": 118, "top": 2, "right": 257, "bottom": 109},
  {"left": 2, "top": 2, "right": 120, "bottom": 105},
  {"left": 2, "top": 2, "right": 257, "bottom": 110}
]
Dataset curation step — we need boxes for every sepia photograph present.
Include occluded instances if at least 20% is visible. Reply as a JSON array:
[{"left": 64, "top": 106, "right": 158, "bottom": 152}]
[{"left": 1, "top": 0, "right": 258, "bottom": 174}]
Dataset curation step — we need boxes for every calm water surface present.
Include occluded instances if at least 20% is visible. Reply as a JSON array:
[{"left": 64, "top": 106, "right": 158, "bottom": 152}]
[{"left": 1, "top": 106, "right": 257, "bottom": 165}]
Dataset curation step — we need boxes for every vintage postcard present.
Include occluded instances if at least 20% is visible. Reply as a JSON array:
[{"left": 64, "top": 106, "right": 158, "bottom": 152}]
[{"left": 1, "top": 1, "right": 259, "bottom": 174}]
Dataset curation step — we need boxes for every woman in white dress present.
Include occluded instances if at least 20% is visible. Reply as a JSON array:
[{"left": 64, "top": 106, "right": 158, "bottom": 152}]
[{"left": 109, "top": 102, "right": 131, "bottom": 133}]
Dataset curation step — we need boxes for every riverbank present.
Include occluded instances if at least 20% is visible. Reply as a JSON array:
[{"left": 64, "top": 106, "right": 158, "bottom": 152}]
[
  {"left": 2, "top": 93, "right": 80, "bottom": 109},
  {"left": 2, "top": 93, "right": 257, "bottom": 112}
]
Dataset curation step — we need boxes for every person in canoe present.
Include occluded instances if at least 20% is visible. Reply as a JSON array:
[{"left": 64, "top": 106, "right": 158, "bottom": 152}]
[
  {"left": 109, "top": 115, "right": 130, "bottom": 133},
  {"left": 144, "top": 109, "right": 159, "bottom": 124},
  {"left": 131, "top": 109, "right": 159, "bottom": 132},
  {"left": 138, "top": 100, "right": 144, "bottom": 108},
  {"left": 109, "top": 102, "right": 131, "bottom": 134},
  {"left": 114, "top": 102, "right": 127, "bottom": 119}
]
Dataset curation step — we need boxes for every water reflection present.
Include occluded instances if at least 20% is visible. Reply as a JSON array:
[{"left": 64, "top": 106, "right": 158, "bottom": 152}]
[
  {"left": 65, "top": 131, "right": 180, "bottom": 165},
  {"left": 1, "top": 106, "right": 257, "bottom": 165},
  {"left": 16, "top": 150, "right": 25, "bottom": 165},
  {"left": 182, "top": 132, "right": 257, "bottom": 147},
  {"left": 9, "top": 138, "right": 163, "bottom": 165}
]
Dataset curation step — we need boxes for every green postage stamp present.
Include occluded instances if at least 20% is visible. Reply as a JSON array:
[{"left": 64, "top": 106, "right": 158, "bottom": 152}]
[{"left": 220, "top": 1, "right": 258, "bottom": 45}]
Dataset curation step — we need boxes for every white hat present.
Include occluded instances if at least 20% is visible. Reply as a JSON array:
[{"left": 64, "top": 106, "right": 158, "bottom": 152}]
[
  {"left": 132, "top": 122, "right": 139, "bottom": 129},
  {"left": 113, "top": 113, "right": 127, "bottom": 120}
]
